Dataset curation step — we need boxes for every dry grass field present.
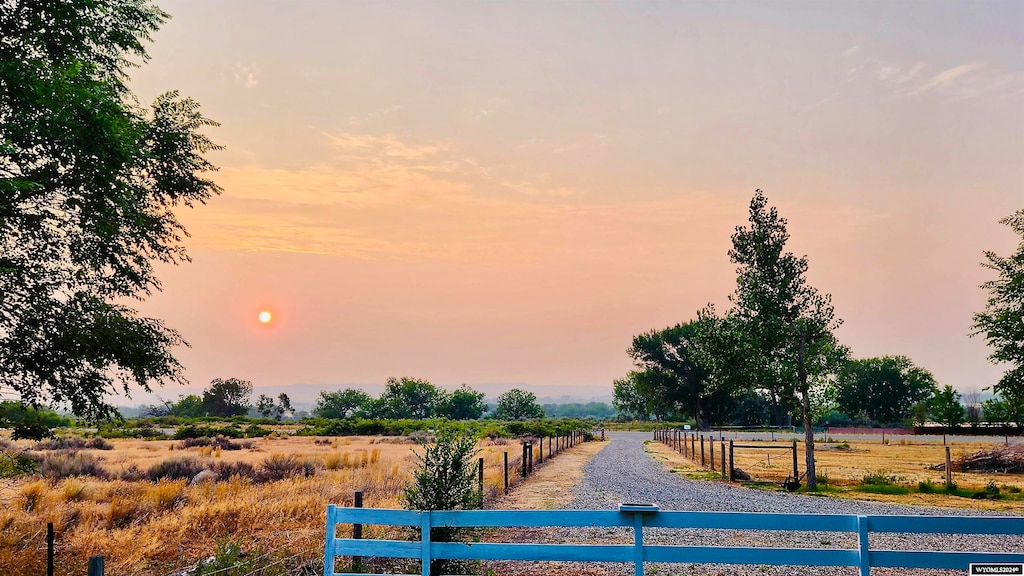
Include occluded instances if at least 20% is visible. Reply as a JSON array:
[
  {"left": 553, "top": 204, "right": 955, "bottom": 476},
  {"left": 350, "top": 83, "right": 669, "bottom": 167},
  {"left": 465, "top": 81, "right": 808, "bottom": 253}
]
[
  {"left": 648, "top": 438, "right": 1024, "bottom": 512},
  {"left": 0, "top": 433, "right": 539, "bottom": 576}
]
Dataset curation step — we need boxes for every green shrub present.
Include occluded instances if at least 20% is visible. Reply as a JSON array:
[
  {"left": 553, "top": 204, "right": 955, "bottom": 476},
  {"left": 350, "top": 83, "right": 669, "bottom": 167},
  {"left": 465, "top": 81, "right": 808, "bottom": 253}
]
[
  {"left": 917, "top": 480, "right": 937, "bottom": 494},
  {"left": 403, "top": 424, "right": 482, "bottom": 576},
  {"left": 0, "top": 449, "right": 38, "bottom": 478},
  {"left": 856, "top": 484, "right": 910, "bottom": 495},
  {"left": 860, "top": 472, "right": 900, "bottom": 486}
]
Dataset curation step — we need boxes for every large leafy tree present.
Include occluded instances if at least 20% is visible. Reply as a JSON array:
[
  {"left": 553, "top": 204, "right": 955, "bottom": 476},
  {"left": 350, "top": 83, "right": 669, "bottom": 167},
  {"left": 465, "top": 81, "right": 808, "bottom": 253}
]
[
  {"left": 612, "top": 373, "right": 654, "bottom": 420},
  {"left": 313, "top": 388, "right": 371, "bottom": 419},
  {"left": 202, "top": 378, "right": 252, "bottom": 418},
  {"left": 626, "top": 319, "right": 736, "bottom": 428},
  {"left": 972, "top": 209, "right": 1024, "bottom": 401},
  {"left": 727, "top": 190, "right": 845, "bottom": 489},
  {"left": 0, "top": 1, "right": 220, "bottom": 424},
  {"left": 377, "top": 377, "right": 444, "bottom": 419},
  {"left": 494, "top": 388, "right": 544, "bottom": 420},
  {"left": 835, "top": 356, "right": 938, "bottom": 425},
  {"left": 437, "top": 384, "right": 486, "bottom": 420},
  {"left": 930, "top": 384, "right": 966, "bottom": 429}
]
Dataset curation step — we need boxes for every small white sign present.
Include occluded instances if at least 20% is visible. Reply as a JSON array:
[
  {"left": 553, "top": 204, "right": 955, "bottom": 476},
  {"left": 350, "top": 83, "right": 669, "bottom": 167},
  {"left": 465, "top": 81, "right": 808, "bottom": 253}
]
[{"left": 684, "top": 425, "right": 691, "bottom": 430}]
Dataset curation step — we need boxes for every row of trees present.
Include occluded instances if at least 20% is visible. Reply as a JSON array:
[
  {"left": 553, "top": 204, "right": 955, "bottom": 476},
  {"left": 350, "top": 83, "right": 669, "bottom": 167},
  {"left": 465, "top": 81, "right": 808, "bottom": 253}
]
[
  {"left": 313, "top": 378, "right": 545, "bottom": 421},
  {"left": 613, "top": 191, "right": 1023, "bottom": 490},
  {"left": 152, "top": 378, "right": 292, "bottom": 420}
]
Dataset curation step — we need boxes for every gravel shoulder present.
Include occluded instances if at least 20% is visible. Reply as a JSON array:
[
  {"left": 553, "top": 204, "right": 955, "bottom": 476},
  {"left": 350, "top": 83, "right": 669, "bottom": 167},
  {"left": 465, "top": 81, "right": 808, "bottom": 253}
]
[{"left": 485, "top": 431, "right": 1024, "bottom": 576}]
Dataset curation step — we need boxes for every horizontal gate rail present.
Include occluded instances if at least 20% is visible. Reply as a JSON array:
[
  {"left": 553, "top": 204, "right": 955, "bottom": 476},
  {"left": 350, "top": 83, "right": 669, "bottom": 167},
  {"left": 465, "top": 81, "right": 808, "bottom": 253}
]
[{"left": 324, "top": 506, "right": 1024, "bottom": 576}]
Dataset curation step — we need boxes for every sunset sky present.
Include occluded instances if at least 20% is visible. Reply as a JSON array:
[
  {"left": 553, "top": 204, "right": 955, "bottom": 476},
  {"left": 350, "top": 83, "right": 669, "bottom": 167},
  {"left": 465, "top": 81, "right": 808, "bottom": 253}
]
[{"left": 124, "top": 1, "right": 1023, "bottom": 404}]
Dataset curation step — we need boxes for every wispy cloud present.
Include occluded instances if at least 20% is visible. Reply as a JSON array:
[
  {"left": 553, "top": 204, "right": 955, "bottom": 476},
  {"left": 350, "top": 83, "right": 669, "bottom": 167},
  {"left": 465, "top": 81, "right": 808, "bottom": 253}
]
[
  {"left": 231, "top": 64, "right": 260, "bottom": 88},
  {"left": 843, "top": 45, "right": 862, "bottom": 57},
  {"left": 181, "top": 133, "right": 881, "bottom": 266},
  {"left": 907, "top": 62, "right": 986, "bottom": 96}
]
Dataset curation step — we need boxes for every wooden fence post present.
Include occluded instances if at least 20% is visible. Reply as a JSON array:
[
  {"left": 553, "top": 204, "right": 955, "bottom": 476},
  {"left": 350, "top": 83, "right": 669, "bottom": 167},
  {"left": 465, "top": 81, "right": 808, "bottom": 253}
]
[
  {"left": 792, "top": 440, "right": 798, "bottom": 479},
  {"left": 700, "top": 435, "right": 705, "bottom": 466},
  {"left": 538, "top": 438, "right": 543, "bottom": 464},
  {"left": 945, "top": 446, "right": 953, "bottom": 487},
  {"left": 503, "top": 452, "right": 509, "bottom": 493},
  {"left": 46, "top": 522, "right": 54, "bottom": 576},
  {"left": 691, "top": 434, "right": 696, "bottom": 461},
  {"left": 721, "top": 440, "right": 726, "bottom": 479},
  {"left": 683, "top": 432, "right": 688, "bottom": 457},
  {"left": 353, "top": 491, "right": 364, "bottom": 572},
  {"left": 88, "top": 556, "right": 104, "bottom": 576},
  {"left": 710, "top": 440, "right": 715, "bottom": 471}
]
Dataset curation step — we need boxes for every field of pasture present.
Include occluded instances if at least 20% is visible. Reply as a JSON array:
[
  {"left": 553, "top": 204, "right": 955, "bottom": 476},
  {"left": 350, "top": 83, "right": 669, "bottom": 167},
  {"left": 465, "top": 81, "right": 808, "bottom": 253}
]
[
  {"left": 0, "top": 433, "right": 535, "bottom": 576},
  {"left": 649, "top": 437, "right": 1024, "bottom": 511}
]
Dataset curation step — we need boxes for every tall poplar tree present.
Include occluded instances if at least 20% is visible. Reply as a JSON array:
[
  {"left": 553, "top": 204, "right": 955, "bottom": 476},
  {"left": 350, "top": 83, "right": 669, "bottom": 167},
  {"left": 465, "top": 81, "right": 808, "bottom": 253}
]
[{"left": 728, "top": 190, "right": 845, "bottom": 489}]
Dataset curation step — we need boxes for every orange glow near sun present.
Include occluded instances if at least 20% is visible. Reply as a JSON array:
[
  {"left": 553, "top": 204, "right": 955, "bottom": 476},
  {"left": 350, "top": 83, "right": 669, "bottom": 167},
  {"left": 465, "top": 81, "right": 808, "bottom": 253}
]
[{"left": 258, "top": 310, "right": 272, "bottom": 324}]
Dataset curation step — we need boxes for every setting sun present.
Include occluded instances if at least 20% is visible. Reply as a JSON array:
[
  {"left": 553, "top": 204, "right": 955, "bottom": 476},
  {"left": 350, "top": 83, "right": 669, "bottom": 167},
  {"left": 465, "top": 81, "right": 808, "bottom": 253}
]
[{"left": 258, "top": 310, "right": 272, "bottom": 324}]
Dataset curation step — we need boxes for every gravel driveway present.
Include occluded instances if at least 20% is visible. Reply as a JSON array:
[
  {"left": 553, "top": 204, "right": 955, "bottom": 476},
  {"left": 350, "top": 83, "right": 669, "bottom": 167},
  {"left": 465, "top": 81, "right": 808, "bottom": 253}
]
[{"left": 486, "top": 431, "right": 1024, "bottom": 576}]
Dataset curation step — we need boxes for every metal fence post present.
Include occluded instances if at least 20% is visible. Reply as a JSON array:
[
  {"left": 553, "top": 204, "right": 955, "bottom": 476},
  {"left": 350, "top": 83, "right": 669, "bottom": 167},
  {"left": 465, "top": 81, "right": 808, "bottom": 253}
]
[
  {"left": 945, "top": 446, "right": 953, "bottom": 486},
  {"left": 87, "top": 556, "right": 104, "bottom": 576},
  {"left": 729, "top": 440, "right": 735, "bottom": 481},
  {"left": 353, "top": 491, "right": 364, "bottom": 572},
  {"left": 792, "top": 440, "right": 798, "bottom": 479},
  {"left": 522, "top": 443, "right": 529, "bottom": 477}
]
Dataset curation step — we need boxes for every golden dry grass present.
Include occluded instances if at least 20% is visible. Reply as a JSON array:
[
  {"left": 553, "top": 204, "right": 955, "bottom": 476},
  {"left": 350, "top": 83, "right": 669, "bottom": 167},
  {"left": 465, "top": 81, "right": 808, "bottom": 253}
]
[
  {"left": 647, "top": 438, "right": 1024, "bottom": 511},
  {"left": 0, "top": 434, "right": 539, "bottom": 576}
]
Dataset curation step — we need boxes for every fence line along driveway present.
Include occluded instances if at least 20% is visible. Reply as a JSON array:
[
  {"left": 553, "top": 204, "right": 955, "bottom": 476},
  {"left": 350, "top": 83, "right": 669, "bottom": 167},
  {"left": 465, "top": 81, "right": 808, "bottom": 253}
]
[{"left": 483, "top": 431, "right": 1024, "bottom": 575}]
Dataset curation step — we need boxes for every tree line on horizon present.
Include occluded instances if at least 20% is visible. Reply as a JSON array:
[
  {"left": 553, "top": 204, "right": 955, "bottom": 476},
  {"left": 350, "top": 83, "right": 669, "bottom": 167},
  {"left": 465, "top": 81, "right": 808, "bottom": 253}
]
[{"left": 149, "top": 376, "right": 551, "bottom": 422}]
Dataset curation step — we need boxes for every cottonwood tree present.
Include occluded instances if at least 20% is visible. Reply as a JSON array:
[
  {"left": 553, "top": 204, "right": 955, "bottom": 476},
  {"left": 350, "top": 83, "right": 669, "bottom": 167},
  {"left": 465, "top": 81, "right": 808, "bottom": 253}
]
[
  {"left": 256, "top": 394, "right": 276, "bottom": 419},
  {"left": 375, "top": 377, "right": 444, "bottom": 419},
  {"left": 930, "top": 385, "right": 966, "bottom": 429},
  {"left": 0, "top": 1, "right": 220, "bottom": 427},
  {"left": 494, "top": 389, "right": 544, "bottom": 420},
  {"left": 972, "top": 208, "right": 1024, "bottom": 402},
  {"left": 314, "top": 388, "right": 371, "bottom": 419},
  {"left": 612, "top": 373, "right": 654, "bottom": 421},
  {"left": 727, "top": 190, "right": 845, "bottom": 490},
  {"left": 202, "top": 378, "right": 252, "bottom": 417},
  {"left": 437, "top": 384, "right": 486, "bottom": 420},
  {"left": 835, "top": 356, "right": 938, "bottom": 425}
]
